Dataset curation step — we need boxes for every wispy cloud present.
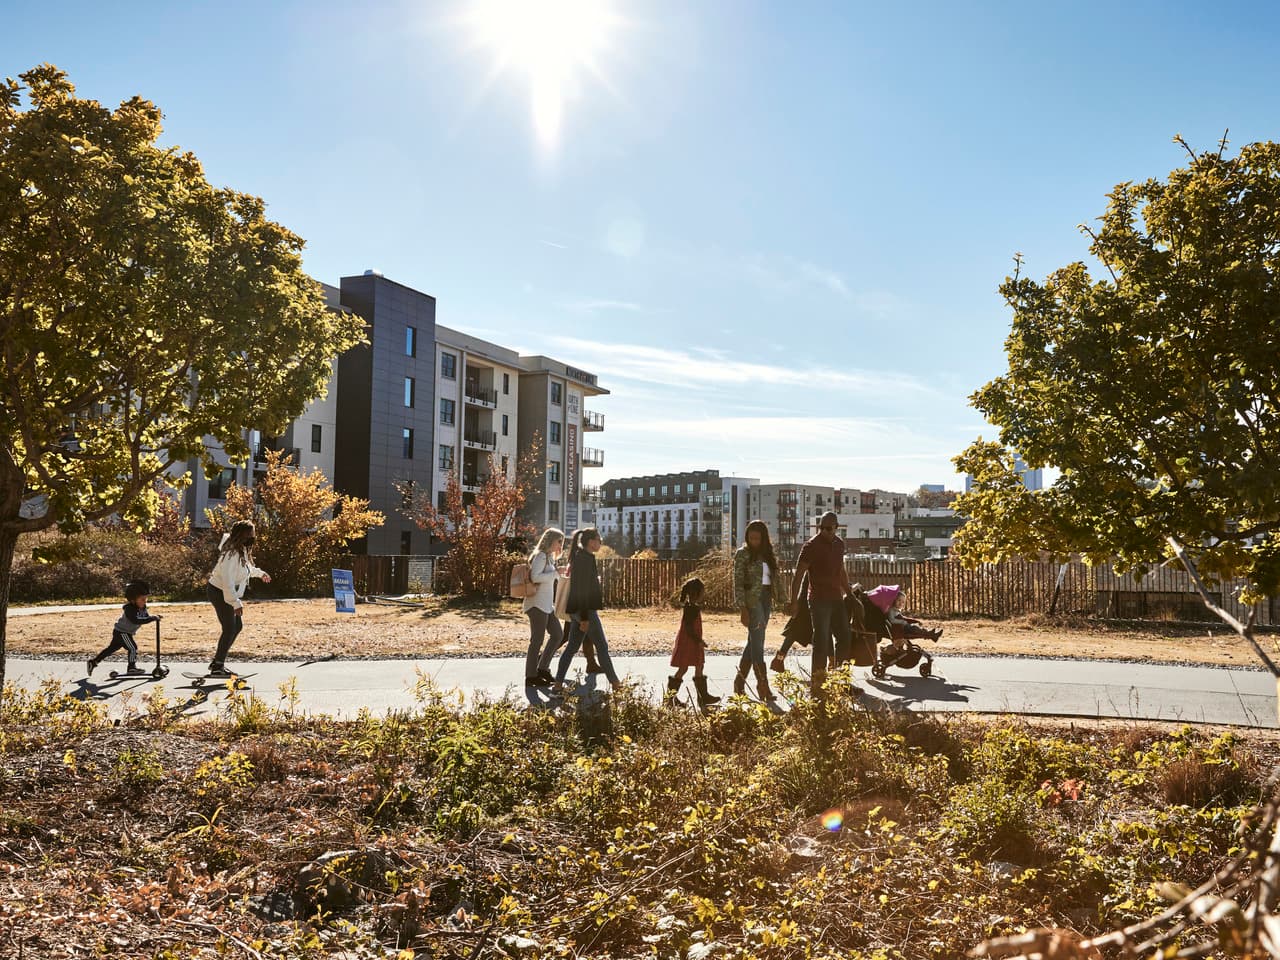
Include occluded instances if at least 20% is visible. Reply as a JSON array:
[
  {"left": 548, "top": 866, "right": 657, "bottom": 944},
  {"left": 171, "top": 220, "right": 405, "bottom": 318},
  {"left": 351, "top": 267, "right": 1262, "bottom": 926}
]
[
  {"left": 548, "top": 336, "right": 936, "bottom": 397},
  {"left": 565, "top": 298, "right": 644, "bottom": 313},
  {"left": 538, "top": 239, "right": 569, "bottom": 250}
]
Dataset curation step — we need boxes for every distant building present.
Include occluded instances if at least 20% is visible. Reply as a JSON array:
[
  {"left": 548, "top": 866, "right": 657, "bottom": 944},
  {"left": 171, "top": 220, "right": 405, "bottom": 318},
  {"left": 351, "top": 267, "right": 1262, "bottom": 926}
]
[
  {"left": 895, "top": 508, "right": 966, "bottom": 560},
  {"left": 597, "top": 470, "right": 756, "bottom": 557},
  {"left": 964, "top": 452, "right": 1043, "bottom": 493},
  {"left": 919, "top": 483, "right": 944, "bottom": 493}
]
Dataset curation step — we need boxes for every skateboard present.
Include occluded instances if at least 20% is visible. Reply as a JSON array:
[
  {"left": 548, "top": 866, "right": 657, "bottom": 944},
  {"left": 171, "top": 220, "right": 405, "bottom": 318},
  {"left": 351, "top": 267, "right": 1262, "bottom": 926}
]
[{"left": 181, "top": 671, "right": 256, "bottom": 689}]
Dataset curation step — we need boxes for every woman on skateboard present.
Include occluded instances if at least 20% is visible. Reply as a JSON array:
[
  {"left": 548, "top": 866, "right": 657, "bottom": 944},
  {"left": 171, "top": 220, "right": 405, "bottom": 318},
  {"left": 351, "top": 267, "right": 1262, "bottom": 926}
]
[{"left": 206, "top": 520, "right": 271, "bottom": 678}]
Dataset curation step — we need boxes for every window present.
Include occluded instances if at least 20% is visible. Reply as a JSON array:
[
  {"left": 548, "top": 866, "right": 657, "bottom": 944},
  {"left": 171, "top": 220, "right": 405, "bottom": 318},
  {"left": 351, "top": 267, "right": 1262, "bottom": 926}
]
[
  {"left": 548, "top": 501, "right": 560, "bottom": 522},
  {"left": 405, "top": 326, "right": 417, "bottom": 357},
  {"left": 441, "top": 352, "right": 456, "bottom": 379},
  {"left": 404, "top": 377, "right": 415, "bottom": 408},
  {"left": 437, "top": 491, "right": 448, "bottom": 511},
  {"left": 915, "top": 528, "right": 924, "bottom": 540},
  {"left": 402, "top": 428, "right": 414, "bottom": 459},
  {"left": 400, "top": 531, "right": 413, "bottom": 555},
  {"left": 502, "top": 414, "right": 509, "bottom": 436},
  {"left": 440, "top": 398, "right": 455, "bottom": 425},
  {"left": 649, "top": 486, "right": 655, "bottom": 496},
  {"left": 311, "top": 424, "right": 322, "bottom": 453},
  {"left": 859, "top": 528, "right": 870, "bottom": 539},
  {"left": 438, "top": 444, "right": 454, "bottom": 470},
  {"left": 551, "top": 382, "right": 562, "bottom": 405},
  {"left": 661, "top": 485, "right": 669, "bottom": 495},
  {"left": 687, "top": 483, "right": 694, "bottom": 493},
  {"left": 502, "top": 372, "right": 509, "bottom": 394},
  {"left": 626, "top": 488, "right": 632, "bottom": 498},
  {"left": 879, "top": 528, "right": 889, "bottom": 538},
  {"left": 700, "top": 482, "right": 708, "bottom": 491},
  {"left": 549, "top": 421, "right": 561, "bottom": 444},
  {"left": 548, "top": 462, "right": 561, "bottom": 484},
  {"left": 501, "top": 456, "right": 509, "bottom": 475},
  {"left": 207, "top": 467, "right": 235, "bottom": 500}
]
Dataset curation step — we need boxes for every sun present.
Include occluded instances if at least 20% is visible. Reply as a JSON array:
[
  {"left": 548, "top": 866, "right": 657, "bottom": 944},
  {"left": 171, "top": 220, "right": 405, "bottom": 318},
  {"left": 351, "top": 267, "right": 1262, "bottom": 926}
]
[{"left": 463, "top": 0, "right": 619, "bottom": 145}]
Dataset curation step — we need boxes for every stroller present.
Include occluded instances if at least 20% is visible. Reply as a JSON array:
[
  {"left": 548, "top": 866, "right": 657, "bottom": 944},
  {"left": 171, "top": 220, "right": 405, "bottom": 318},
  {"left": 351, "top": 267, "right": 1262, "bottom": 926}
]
[{"left": 854, "top": 584, "right": 935, "bottom": 679}]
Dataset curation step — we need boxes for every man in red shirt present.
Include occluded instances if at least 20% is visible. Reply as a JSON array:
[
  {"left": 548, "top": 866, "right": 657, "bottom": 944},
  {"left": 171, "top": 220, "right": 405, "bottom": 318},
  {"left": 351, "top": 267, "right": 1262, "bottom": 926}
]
[{"left": 787, "top": 511, "right": 858, "bottom": 695}]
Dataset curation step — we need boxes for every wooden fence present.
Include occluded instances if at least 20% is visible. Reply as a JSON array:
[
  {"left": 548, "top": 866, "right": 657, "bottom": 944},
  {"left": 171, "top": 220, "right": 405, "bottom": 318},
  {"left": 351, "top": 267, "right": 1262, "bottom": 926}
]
[{"left": 342, "top": 554, "right": 1280, "bottom": 624}]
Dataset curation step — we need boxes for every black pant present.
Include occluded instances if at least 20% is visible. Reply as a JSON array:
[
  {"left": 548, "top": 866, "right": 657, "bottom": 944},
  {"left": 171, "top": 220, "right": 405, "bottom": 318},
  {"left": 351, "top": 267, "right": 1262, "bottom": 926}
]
[
  {"left": 94, "top": 629, "right": 138, "bottom": 667},
  {"left": 207, "top": 583, "right": 243, "bottom": 668}
]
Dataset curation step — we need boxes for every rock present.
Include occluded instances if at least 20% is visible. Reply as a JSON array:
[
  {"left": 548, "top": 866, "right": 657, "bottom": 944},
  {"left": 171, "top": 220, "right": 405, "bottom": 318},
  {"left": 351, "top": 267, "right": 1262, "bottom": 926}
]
[
  {"left": 785, "top": 834, "right": 823, "bottom": 866},
  {"left": 987, "top": 860, "right": 1024, "bottom": 881},
  {"left": 295, "top": 849, "right": 397, "bottom": 913},
  {"left": 687, "top": 942, "right": 722, "bottom": 959},
  {"left": 498, "top": 934, "right": 540, "bottom": 955}
]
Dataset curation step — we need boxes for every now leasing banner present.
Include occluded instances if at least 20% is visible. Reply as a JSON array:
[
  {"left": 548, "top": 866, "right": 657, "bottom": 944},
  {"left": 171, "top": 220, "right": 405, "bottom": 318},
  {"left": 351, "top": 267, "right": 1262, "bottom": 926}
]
[{"left": 332, "top": 569, "right": 356, "bottom": 613}]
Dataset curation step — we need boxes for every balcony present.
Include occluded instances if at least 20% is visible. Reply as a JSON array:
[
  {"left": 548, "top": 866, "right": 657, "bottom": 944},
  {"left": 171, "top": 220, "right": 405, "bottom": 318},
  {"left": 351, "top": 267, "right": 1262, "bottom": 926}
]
[
  {"left": 462, "top": 472, "right": 489, "bottom": 493},
  {"left": 254, "top": 444, "right": 300, "bottom": 466},
  {"left": 464, "top": 383, "right": 498, "bottom": 408},
  {"left": 583, "top": 409, "right": 605, "bottom": 432},
  {"left": 581, "top": 447, "right": 604, "bottom": 468},
  {"left": 462, "top": 428, "right": 497, "bottom": 450}
]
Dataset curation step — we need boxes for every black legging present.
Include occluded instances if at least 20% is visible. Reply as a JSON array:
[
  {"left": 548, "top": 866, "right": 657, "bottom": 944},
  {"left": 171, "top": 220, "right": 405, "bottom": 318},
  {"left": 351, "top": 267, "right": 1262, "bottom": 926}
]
[{"left": 207, "top": 583, "right": 243, "bottom": 668}]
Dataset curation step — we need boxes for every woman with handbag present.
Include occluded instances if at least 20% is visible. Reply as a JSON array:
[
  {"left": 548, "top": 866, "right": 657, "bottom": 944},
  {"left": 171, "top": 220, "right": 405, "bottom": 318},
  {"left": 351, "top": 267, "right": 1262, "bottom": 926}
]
[
  {"left": 553, "top": 527, "right": 619, "bottom": 689},
  {"left": 523, "top": 527, "right": 565, "bottom": 687}
]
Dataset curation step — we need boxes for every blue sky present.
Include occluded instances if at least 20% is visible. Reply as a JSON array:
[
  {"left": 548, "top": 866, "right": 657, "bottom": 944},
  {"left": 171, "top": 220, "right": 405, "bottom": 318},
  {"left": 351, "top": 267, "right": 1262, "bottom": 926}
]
[{"left": 8, "top": 0, "right": 1280, "bottom": 491}]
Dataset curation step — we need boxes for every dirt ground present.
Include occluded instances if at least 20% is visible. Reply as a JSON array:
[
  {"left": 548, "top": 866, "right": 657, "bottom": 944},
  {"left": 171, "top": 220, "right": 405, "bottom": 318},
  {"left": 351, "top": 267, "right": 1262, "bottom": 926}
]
[{"left": 8, "top": 597, "right": 1275, "bottom": 668}]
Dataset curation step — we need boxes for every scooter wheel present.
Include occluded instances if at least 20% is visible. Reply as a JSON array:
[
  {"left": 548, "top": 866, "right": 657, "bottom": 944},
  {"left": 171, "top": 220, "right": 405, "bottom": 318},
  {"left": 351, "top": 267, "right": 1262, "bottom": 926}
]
[
  {"left": 153, "top": 667, "right": 169, "bottom": 679},
  {"left": 191, "top": 677, "right": 205, "bottom": 687},
  {"left": 919, "top": 661, "right": 932, "bottom": 678},
  {"left": 108, "top": 670, "right": 120, "bottom": 679}
]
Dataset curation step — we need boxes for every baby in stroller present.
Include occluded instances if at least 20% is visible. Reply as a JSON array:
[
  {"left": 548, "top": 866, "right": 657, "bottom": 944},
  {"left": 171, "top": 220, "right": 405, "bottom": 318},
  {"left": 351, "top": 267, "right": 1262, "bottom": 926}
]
[{"left": 858, "top": 584, "right": 942, "bottom": 679}]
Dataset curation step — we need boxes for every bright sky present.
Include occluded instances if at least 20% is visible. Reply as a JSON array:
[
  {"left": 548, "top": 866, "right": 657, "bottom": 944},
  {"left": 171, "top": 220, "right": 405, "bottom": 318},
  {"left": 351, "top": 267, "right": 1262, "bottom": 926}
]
[{"left": 8, "top": 0, "right": 1280, "bottom": 492}]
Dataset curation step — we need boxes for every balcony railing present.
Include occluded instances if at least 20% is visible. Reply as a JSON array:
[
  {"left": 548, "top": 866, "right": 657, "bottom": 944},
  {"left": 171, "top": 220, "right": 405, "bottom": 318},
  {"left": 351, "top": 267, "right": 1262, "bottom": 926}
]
[
  {"left": 462, "top": 473, "right": 489, "bottom": 492},
  {"left": 583, "top": 409, "right": 605, "bottom": 432},
  {"left": 462, "top": 428, "right": 497, "bottom": 450},
  {"left": 464, "top": 384, "right": 498, "bottom": 407},
  {"left": 581, "top": 447, "right": 604, "bottom": 468},
  {"left": 254, "top": 444, "right": 300, "bottom": 466}
]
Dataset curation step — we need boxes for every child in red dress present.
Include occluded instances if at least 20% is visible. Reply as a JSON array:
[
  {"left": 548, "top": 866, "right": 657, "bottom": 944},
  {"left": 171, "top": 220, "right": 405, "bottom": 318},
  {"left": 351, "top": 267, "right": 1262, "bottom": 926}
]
[{"left": 667, "top": 578, "right": 721, "bottom": 710}]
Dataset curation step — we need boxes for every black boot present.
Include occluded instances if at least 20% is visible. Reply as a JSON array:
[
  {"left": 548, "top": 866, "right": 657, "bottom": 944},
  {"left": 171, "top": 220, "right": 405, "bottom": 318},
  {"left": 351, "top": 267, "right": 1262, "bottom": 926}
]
[
  {"left": 694, "top": 677, "right": 720, "bottom": 709},
  {"left": 733, "top": 664, "right": 748, "bottom": 696},
  {"left": 665, "top": 676, "right": 682, "bottom": 707}
]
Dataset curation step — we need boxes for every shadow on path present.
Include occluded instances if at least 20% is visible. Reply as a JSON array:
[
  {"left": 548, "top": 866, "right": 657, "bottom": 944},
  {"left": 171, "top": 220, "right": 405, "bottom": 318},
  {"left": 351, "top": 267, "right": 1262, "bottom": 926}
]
[{"left": 865, "top": 674, "right": 979, "bottom": 709}]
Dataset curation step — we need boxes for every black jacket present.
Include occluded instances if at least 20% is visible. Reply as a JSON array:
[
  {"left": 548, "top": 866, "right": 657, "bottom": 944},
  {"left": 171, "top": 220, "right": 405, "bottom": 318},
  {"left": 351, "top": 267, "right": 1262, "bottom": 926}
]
[{"left": 565, "top": 550, "right": 603, "bottom": 621}]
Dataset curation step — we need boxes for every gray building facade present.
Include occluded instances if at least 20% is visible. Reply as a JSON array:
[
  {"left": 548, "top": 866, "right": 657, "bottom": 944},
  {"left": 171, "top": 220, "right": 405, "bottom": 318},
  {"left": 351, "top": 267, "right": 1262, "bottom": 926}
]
[{"left": 334, "top": 272, "right": 438, "bottom": 556}]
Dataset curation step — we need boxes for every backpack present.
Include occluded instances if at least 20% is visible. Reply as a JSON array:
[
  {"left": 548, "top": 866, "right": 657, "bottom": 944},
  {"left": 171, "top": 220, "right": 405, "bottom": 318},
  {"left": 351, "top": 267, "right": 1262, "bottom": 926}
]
[{"left": 509, "top": 561, "right": 537, "bottom": 599}]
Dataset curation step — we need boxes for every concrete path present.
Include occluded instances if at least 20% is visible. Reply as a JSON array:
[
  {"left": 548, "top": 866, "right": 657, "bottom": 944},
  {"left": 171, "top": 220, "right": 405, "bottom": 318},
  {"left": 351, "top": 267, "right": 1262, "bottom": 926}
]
[{"left": 7, "top": 653, "right": 1278, "bottom": 729}]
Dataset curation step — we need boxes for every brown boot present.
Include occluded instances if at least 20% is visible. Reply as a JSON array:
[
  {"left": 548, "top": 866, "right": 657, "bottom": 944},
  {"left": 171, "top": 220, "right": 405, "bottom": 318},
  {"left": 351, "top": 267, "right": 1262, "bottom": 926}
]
[
  {"left": 733, "top": 664, "right": 748, "bottom": 696},
  {"left": 753, "top": 664, "right": 776, "bottom": 703},
  {"left": 583, "top": 634, "right": 603, "bottom": 674}
]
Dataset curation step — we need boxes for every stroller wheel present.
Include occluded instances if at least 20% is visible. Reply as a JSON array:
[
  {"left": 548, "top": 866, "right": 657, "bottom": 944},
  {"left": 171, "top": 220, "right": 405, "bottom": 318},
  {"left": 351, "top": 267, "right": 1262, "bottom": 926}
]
[
  {"left": 919, "top": 660, "right": 932, "bottom": 678},
  {"left": 872, "top": 663, "right": 887, "bottom": 680}
]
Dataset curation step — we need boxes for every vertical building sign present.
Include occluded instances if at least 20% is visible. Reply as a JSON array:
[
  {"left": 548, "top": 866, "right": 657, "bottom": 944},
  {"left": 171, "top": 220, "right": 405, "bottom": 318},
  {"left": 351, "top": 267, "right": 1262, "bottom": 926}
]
[{"left": 565, "top": 389, "right": 581, "bottom": 531}]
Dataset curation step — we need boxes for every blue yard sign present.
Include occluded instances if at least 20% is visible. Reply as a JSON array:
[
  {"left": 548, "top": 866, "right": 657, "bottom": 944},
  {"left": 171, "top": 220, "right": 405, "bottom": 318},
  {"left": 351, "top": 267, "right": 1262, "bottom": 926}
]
[{"left": 332, "top": 569, "right": 356, "bottom": 613}]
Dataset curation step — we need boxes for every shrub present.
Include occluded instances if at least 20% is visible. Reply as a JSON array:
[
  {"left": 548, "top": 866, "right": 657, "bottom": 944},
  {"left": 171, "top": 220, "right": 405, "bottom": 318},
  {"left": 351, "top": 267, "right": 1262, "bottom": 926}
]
[
  {"left": 941, "top": 776, "right": 1050, "bottom": 864},
  {"left": 1158, "top": 753, "right": 1259, "bottom": 808}
]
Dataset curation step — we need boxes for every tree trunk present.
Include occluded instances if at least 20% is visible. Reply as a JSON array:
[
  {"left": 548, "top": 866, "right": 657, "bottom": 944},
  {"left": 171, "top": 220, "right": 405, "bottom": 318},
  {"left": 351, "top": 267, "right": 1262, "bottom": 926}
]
[{"left": 0, "top": 526, "right": 16, "bottom": 710}]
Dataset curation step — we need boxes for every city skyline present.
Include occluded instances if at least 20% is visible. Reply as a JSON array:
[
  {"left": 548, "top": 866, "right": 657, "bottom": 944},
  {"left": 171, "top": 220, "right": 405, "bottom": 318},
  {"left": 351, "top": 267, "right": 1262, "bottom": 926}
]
[{"left": 8, "top": 1, "right": 1280, "bottom": 490}]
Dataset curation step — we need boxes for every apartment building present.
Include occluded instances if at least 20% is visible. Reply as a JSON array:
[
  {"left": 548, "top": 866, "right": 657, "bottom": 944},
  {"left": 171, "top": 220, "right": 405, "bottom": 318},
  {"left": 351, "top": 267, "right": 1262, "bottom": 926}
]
[
  {"left": 597, "top": 470, "right": 755, "bottom": 557},
  {"left": 432, "top": 326, "right": 522, "bottom": 510},
  {"left": 895, "top": 508, "right": 966, "bottom": 560}
]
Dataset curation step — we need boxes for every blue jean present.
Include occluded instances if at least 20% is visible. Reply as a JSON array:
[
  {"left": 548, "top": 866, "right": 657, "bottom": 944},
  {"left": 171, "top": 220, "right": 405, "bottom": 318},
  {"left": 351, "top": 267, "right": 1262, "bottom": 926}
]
[
  {"left": 810, "top": 598, "right": 852, "bottom": 671},
  {"left": 738, "top": 597, "right": 772, "bottom": 669},
  {"left": 555, "top": 610, "right": 619, "bottom": 686}
]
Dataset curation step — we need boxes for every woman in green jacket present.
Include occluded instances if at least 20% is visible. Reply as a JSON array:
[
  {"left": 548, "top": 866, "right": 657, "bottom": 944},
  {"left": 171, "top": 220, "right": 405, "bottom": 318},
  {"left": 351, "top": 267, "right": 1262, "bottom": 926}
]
[{"left": 732, "top": 520, "right": 780, "bottom": 701}]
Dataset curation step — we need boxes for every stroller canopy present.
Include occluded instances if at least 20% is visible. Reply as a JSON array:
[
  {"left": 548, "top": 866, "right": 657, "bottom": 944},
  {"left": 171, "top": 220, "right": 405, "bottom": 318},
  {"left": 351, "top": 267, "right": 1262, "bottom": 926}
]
[{"left": 865, "top": 584, "right": 901, "bottom": 614}]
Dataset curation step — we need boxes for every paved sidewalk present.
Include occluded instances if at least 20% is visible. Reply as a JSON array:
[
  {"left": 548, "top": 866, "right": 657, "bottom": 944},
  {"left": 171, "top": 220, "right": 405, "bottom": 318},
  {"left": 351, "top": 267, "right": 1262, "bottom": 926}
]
[{"left": 7, "top": 654, "right": 1278, "bottom": 728}]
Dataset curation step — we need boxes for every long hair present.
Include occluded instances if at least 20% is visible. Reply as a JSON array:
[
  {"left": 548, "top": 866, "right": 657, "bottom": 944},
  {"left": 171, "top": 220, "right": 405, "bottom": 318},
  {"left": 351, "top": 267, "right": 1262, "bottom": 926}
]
[
  {"left": 530, "top": 526, "right": 565, "bottom": 565},
  {"left": 744, "top": 519, "right": 778, "bottom": 580},
  {"left": 219, "top": 520, "right": 257, "bottom": 564},
  {"left": 566, "top": 527, "right": 601, "bottom": 569}
]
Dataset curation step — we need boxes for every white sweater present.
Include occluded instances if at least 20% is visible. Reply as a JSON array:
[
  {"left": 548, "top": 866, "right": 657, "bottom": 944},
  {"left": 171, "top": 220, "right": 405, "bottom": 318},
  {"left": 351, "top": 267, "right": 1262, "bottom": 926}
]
[
  {"left": 208, "top": 536, "right": 267, "bottom": 609},
  {"left": 521, "top": 551, "right": 561, "bottom": 615}
]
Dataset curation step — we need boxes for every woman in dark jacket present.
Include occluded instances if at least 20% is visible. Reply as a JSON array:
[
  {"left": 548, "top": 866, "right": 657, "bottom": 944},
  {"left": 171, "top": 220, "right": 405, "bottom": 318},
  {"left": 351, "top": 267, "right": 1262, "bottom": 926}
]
[{"left": 553, "top": 527, "right": 621, "bottom": 688}]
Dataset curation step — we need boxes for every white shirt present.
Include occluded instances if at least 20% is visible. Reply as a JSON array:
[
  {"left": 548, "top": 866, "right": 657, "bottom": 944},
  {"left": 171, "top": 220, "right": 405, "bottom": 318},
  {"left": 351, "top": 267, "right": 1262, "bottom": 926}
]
[
  {"left": 761, "top": 564, "right": 772, "bottom": 586},
  {"left": 522, "top": 551, "right": 561, "bottom": 615},
  {"left": 208, "top": 535, "right": 267, "bottom": 610}
]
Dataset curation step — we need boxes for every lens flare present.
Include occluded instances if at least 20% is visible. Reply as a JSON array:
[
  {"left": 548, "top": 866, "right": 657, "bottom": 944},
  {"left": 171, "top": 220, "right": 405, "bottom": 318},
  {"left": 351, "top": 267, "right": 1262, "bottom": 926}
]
[{"left": 821, "top": 808, "right": 844, "bottom": 832}]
